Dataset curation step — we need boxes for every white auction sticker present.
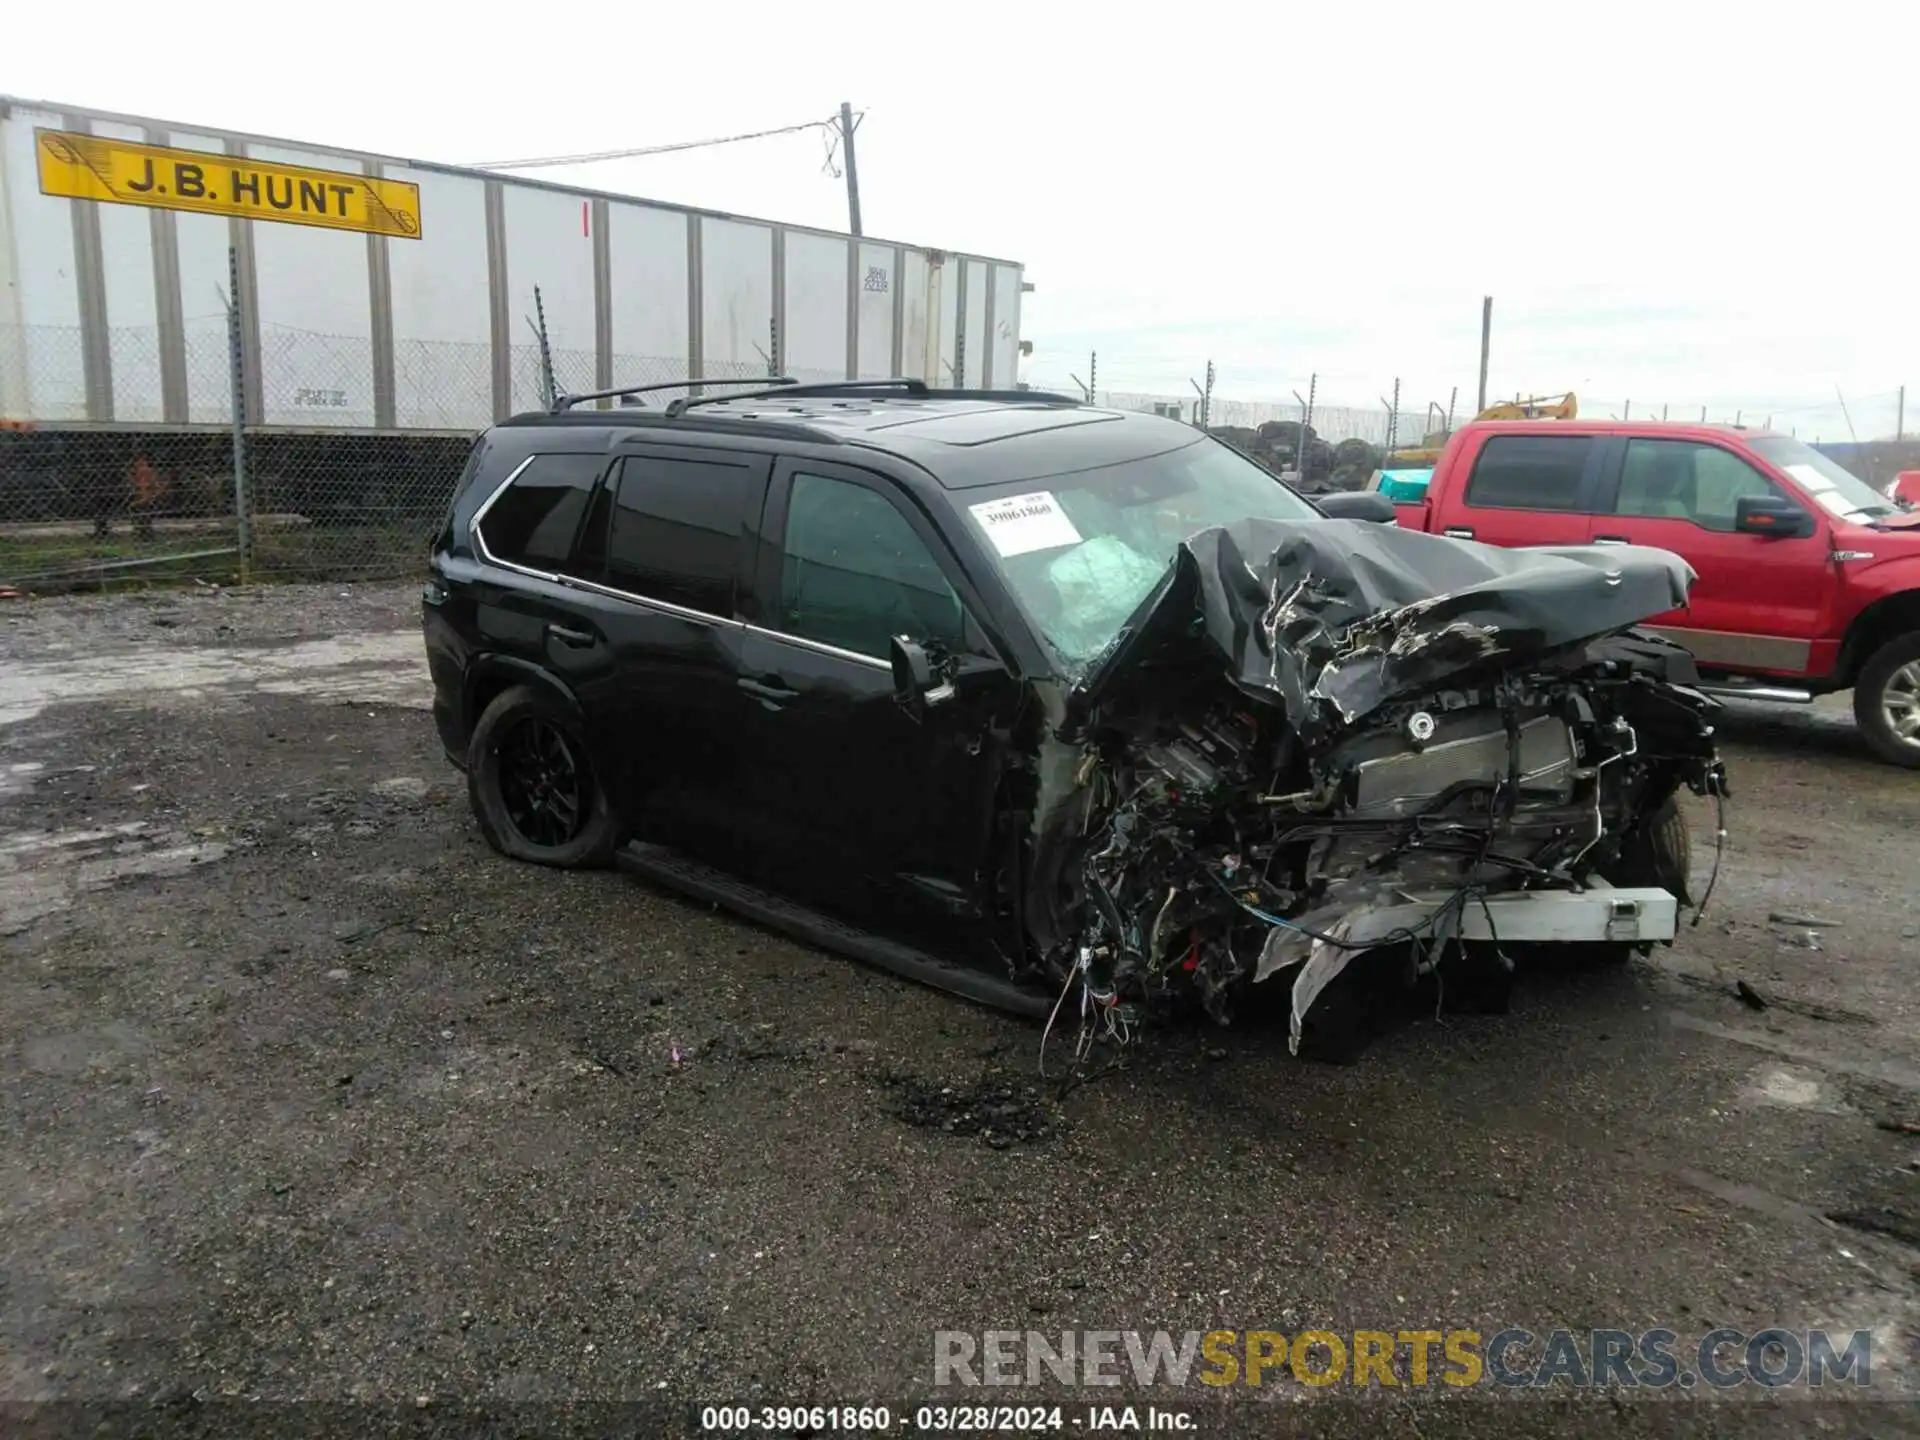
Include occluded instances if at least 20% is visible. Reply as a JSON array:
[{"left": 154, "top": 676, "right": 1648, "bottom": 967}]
[{"left": 969, "top": 491, "right": 1084, "bottom": 557}]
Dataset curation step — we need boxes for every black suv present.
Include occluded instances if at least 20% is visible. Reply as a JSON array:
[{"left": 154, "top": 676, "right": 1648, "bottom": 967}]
[{"left": 424, "top": 377, "right": 1719, "bottom": 1047}]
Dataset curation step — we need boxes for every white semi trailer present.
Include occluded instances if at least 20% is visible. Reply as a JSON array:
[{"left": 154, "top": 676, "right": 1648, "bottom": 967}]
[
  {"left": 0, "top": 94, "right": 1027, "bottom": 539},
  {"left": 0, "top": 94, "right": 1026, "bottom": 429}
]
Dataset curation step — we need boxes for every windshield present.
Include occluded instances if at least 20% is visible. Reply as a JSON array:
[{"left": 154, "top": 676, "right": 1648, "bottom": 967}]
[
  {"left": 959, "top": 434, "right": 1322, "bottom": 674},
  {"left": 1750, "top": 437, "right": 1897, "bottom": 524}
]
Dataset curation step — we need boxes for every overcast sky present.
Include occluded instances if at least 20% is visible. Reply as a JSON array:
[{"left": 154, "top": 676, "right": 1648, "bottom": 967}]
[{"left": 7, "top": 1, "right": 1915, "bottom": 439}]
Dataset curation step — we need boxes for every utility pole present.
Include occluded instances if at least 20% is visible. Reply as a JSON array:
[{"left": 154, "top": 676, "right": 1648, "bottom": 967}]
[
  {"left": 838, "top": 102, "right": 862, "bottom": 236},
  {"left": 1899, "top": 385, "right": 1906, "bottom": 442},
  {"left": 1476, "top": 296, "right": 1492, "bottom": 412}
]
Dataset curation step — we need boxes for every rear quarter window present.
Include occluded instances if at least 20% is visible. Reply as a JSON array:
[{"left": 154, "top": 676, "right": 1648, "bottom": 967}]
[
  {"left": 1463, "top": 434, "right": 1595, "bottom": 512},
  {"left": 475, "top": 454, "right": 607, "bottom": 571}
]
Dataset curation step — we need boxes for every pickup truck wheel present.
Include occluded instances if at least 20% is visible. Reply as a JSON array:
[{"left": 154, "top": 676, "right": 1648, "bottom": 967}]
[
  {"left": 467, "top": 685, "right": 618, "bottom": 868},
  {"left": 1853, "top": 633, "right": 1920, "bottom": 769}
]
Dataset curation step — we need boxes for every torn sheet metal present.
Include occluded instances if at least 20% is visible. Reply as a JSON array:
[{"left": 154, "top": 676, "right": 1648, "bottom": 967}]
[
  {"left": 1066, "top": 518, "right": 1697, "bottom": 741},
  {"left": 1039, "top": 514, "right": 1727, "bottom": 1072},
  {"left": 1279, "top": 896, "right": 1472, "bottom": 1056}
]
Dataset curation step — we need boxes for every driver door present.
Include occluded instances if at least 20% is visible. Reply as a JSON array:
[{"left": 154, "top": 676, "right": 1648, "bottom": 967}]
[
  {"left": 1586, "top": 436, "right": 1827, "bottom": 675},
  {"left": 734, "top": 460, "right": 1020, "bottom": 946}
]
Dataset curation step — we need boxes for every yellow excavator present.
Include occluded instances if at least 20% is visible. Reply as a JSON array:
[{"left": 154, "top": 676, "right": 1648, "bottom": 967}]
[{"left": 1386, "top": 391, "right": 1578, "bottom": 467}]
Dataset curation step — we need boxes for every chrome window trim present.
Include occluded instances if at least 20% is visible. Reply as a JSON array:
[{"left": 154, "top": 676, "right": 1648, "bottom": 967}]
[
  {"left": 565, "top": 573, "right": 744, "bottom": 632},
  {"left": 743, "top": 622, "right": 890, "bottom": 672},
  {"left": 468, "top": 451, "right": 909, "bottom": 671},
  {"left": 467, "top": 453, "right": 539, "bottom": 565},
  {"left": 468, "top": 453, "right": 741, "bottom": 630}
]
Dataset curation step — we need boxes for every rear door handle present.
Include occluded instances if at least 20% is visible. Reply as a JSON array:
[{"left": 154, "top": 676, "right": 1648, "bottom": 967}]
[
  {"left": 738, "top": 676, "right": 800, "bottom": 702},
  {"left": 546, "top": 622, "right": 597, "bottom": 647},
  {"left": 1443, "top": 526, "right": 1474, "bottom": 539},
  {"left": 1592, "top": 534, "right": 1629, "bottom": 545}
]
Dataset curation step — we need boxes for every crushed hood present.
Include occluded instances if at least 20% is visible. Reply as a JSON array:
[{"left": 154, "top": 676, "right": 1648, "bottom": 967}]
[{"left": 1066, "top": 518, "right": 1696, "bottom": 739}]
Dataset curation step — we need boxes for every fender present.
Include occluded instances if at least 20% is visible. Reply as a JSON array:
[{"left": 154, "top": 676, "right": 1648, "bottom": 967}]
[
  {"left": 1838, "top": 551, "right": 1920, "bottom": 599},
  {"left": 463, "top": 652, "right": 584, "bottom": 719},
  {"left": 1834, "top": 554, "right": 1920, "bottom": 683}
]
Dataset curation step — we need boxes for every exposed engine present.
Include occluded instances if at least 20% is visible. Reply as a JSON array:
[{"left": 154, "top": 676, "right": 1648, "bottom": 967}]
[{"left": 1033, "top": 517, "right": 1728, "bottom": 1065}]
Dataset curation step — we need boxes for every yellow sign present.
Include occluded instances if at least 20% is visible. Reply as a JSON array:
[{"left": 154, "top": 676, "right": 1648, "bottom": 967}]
[{"left": 35, "top": 128, "right": 422, "bottom": 239}]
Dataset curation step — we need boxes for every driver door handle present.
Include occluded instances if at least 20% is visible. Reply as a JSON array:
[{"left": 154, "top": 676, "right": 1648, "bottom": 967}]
[
  {"left": 546, "top": 622, "right": 597, "bottom": 647},
  {"left": 739, "top": 676, "right": 799, "bottom": 702},
  {"left": 1593, "top": 534, "right": 1630, "bottom": 545}
]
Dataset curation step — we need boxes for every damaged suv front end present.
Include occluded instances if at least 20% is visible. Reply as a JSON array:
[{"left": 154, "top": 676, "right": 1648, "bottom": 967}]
[{"left": 994, "top": 511, "right": 1727, "bottom": 1055}]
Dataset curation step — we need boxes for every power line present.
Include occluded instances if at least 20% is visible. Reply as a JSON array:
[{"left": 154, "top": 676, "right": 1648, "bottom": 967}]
[{"left": 466, "top": 116, "right": 839, "bottom": 171}]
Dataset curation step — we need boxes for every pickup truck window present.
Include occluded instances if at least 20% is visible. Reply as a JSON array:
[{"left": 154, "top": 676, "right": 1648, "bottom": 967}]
[
  {"left": 1464, "top": 435, "right": 1594, "bottom": 512},
  {"left": 1749, "top": 436, "right": 1897, "bottom": 524},
  {"left": 960, "top": 435, "right": 1322, "bottom": 673},
  {"left": 603, "top": 452, "right": 762, "bottom": 616},
  {"left": 1613, "top": 439, "right": 1776, "bottom": 532},
  {"left": 476, "top": 453, "right": 606, "bottom": 571},
  {"left": 778, "top": 472, "right": 965, "bottom": 660}
]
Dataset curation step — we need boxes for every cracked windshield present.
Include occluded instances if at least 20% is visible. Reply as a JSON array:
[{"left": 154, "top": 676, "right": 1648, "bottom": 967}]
[{"left": 963, "top": 435, "right": 1320, "bottom": 672}]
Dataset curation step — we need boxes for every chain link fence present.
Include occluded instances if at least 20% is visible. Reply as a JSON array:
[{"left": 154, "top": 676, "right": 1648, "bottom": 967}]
[
  {"left": 11, "top": 294, "right": 1910, "bottom": 590},
  {"left": 0, "top": 251, "right": 820, "bottom": 594},
  {"left": 1061, "top": 385, "right": 1449, "bottom": 492},
  {"left": 1063, "top": 373, "right": 1914, "bottom": 494}
]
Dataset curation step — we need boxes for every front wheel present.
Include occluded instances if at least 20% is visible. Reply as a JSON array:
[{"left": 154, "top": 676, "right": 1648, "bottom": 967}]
[
  {"left": 1607, "top": 795, "right": 1693, "bottom": 903},
  {"left": 1853, "top": 633, "right": 1920, "bottom": 769},
  {"left": 466, "top": 685, "right": 618, "bottom": 867}
]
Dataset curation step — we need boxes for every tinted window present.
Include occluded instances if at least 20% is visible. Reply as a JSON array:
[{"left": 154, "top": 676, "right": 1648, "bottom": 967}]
[
  {"left": 778, "top": 473, "right": 964, "bottom": 660},
  {"left": 1613, "top": 439, "right": 1777, "bottom": 532},
  {"left": 476, "top": 454, "right": 605, "bottom": 570},
  {"left": 603, "top": 453, "right": 763, "bottom": 615},
  {"left": 574, "top": 482, "right": 612, "bottom": 578},
  {"left": 1463, "top": 435, "right": 1594, "bottom": 511}
]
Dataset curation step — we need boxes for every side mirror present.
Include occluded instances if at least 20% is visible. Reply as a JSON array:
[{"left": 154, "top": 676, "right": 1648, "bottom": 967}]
[
  {"left": 1735, "top": 494, "right": 1813, "bottom": 538},
  {"left": 1315, "top": 491, "right": 1400, "bottom": 525},
  {"left": 889, "top": 636, "right": 955, "bottom": 719}
]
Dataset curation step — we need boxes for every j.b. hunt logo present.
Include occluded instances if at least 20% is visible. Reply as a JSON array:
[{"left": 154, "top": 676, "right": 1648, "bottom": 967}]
[{"left": 933, "top": 1327, "right": 1876, "bottom": 1390}]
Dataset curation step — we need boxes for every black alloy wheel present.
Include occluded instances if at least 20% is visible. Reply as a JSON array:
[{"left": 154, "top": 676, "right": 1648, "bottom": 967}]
[
  {"left": 466, "top": 684, "right": 618, "bottom": 869},
  {"left": 497, "top": 716, "right": 588, "bottom": 849}
]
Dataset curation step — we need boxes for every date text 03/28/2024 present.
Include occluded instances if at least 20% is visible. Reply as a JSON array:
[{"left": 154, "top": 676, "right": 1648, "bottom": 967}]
[{"left": 698, "top": 1405, "right": 1193, "bottom": 1432}]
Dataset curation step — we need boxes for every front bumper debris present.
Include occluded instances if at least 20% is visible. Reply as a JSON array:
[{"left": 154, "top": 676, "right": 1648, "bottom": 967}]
[{"left": 1031, "top": 516, "right": 1727, "bottom": 1074}]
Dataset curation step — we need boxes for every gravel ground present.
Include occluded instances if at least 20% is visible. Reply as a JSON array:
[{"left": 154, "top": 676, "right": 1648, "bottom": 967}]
[{"left": 3, "top": 582, "right": 1920, "bottom": 1438}]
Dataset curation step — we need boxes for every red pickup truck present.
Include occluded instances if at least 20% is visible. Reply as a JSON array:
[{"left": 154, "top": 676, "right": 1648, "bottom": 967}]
[{"left": 1377, "top": 421, "right": 1920, "bottom": 767}]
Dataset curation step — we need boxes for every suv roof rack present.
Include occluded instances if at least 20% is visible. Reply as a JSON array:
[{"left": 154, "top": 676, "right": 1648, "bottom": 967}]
[
  {"left": 663, "top": 378, "right": 1084, "bottom": 417},
  {"left": 549, "top": 376, "right": 799, "bottom": 414},
  {"left": 665, "top": 377, "right": 929, "bottom": 417}
]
